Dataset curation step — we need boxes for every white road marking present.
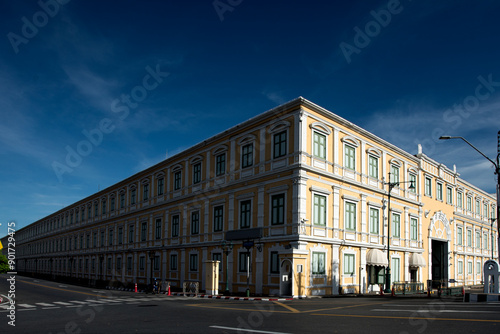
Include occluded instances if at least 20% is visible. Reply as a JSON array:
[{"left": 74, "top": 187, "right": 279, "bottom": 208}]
[
  {"left": 36, "top": 303, "right": 56, "bottom": 307},
  {"left": 18, "top": 304, "right": 36, "bottom": 308},
  {"left": 210, "top": 326, "right": 291, "bottom": 334}
]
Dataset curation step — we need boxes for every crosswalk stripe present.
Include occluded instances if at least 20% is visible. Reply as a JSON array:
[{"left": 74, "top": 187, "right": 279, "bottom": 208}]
[
  {"left": 36, "top": 303, "right": 56, "bottom": 307},
  {"left": 69, "top": 300, "right": 89, "bottom": 304},
  {"left": 53, "top": 302, "right": 73, "bottom": 306},
  {"left": 18, "top": 304, "right": 36, "bottom": 308}
]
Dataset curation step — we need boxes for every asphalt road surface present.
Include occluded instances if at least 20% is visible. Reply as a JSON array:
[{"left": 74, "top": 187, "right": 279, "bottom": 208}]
[{"left": 1, "top": 274, "right": 499, "bottom": 334}]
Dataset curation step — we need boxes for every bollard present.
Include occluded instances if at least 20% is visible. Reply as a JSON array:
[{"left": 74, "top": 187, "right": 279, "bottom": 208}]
[
  {"left": 391, "top": 286, "right": 395, "bottom": 297},
  {"left": 168, "top": 284, "right": 171, "bottom": 296},
  {"left": 134, "top": 283, "right": 137, "bottom": 293}
]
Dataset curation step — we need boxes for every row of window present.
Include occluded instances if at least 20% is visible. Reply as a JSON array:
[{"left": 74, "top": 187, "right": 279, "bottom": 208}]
[
  {"left": 457, "top": 260, "right": 488, "bottom": 275},
  {"left": 312, "top": 194, "right": 420, "bottom": 239},
  {"left": 456, "top": 226, "right": 494, "bottom": 249}
]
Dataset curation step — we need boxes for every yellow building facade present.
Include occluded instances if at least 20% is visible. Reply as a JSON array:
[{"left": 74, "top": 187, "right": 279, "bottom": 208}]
[{"left": 15, "top": 97, "right": 498, "bottom": 296}]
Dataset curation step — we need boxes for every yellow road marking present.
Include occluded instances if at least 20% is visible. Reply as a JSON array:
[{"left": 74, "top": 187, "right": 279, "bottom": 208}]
[
  {"left": 311, "top": 313, "right": 500, "bottom": 323},
  {"left": 188, "top": 303, "right": 292, "bottom": 314},
  {"left": 18, "top": 279, "right": 110, "bottom": 299},
  {"left": 273, "top": 301, "right": 300, "bottom": 313}
]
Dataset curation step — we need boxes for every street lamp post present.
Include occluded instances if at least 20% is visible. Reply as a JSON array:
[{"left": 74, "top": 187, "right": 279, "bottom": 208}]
[
  {"left": 221, "top": 240, "right": 233, "bottom": 295},
  {"left": 440, "top": 132, "right": 500, "bottom": 264},
  {"left": 383, "top": 172, "right": 415, "bottom": 293}
]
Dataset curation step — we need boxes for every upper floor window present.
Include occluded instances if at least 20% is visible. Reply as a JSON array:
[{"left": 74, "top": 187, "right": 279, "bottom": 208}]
[
  {"left": 344, "top": 144, "right": 355, "bottom": 171},
  {"left": 273, "top": 131, "right": 287, "bottom": 159},
  {"left": 483, "top": 203, "right": 488, "bottom": 217},
  {"left": 457, "top": 192, "right": 463, "bottom": 208},
  {"left": 157, "top": 177, "right": 164, "bottom": 196},
  {"left": 369, "top": 207, "right": 379, "bottom": 235},
  {"left": 425, "top": 177, "right": 432, "bottom": 196},
  {"left": 467, "top": 229, "right": 472, "bottom": 246},
  {"left": 141, "top": 222, "right": 147, "bottom": 241},
  {"left": 410, "top": 217, "right": 418, "bottom": 240},
  {"left": 191, "top": 211, "right": 200, "bottom": 235},
  {"left": 174, "top": 171, "right": 182, "bottom": 190},
  {"left": 446, "top": 187, "right": 452, "bottom": 204},
  {"left": 110, "top": 197, "right": 115, "bottom": 212},
  {"left": 345, "top": 202, "right": 356, "bottom": 231},
  {"left": 155, "top": 218, "right": 162, "bottom": 240},
  {"left": 171, "top": 215, "right": 179, "bottom": 237},
  {"left": 130, "top": 189, "right": 136, "bottom": 205},
  {"left": 193, "top": 163, "right": 202, "bottom": 184},
  {"left": 392, "top": 213, "right": 401, "bottom": 238},
  {"left": 475, "top": 231, "right": 480, "bottom": 248},
  {"left": 457, "top": 226, "right": 463, "bottom": 245},
  {"left": 102, "top": 200, "right": 107, "bottom": 214},
  {"left": 467, "top": 196, "right": 472, "bottom": 211},
  {"left": 475, "top": 199, "right": 480, "bottom": 214},
  {"left": 313, "top": 132, "right": 326, "bottom": 159},
  {"left": 94, "top": 203, "right": 99, "bottom": 217},
  {"left": 128, "top": 225, "right": 134, "bottom": 243},
  {"left": 216, "top": 153, "right": 226, "bottom": 176},
  {"left": 313, "top": 194, "right": 326, "bottom": 226},
  {"left": 368, "top": 155, "right": 378, "bottom": 179},
  {"left": 390, "top": 165, "right": 399, "bottom": 183},
  {"left": 271, "top": 194, "right": 285, "bottom": 225},
  {"left": 241, "top": 144, "right": 253, "bottom": 168},
  {"left": 240, "top": 200, "right": 252, "bottom": 228},
  {"left": 409, "top": 173, "right": 416, "bottom": 193},
  {"left": 143, "top": 183, "right": 149, "bottom": 201},
  {"left": 213, "top": 206, "right": 224, "bottom": 232},
  {"left": 436, "top": 183, "right": 443, "bottom": 201}
]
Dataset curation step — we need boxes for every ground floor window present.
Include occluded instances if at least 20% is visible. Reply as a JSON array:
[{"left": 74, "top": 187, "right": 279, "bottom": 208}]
[
  {"left": 368, "top": 265, "right": 384, "bottom": 284},
  {"left": 391, "top": 258, "right": 400, "bottom": 282}
]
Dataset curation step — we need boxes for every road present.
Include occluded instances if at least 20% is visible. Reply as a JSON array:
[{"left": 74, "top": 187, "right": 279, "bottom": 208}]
[{"left": 1, "top": 274, "right": 499, "bottom": 333}]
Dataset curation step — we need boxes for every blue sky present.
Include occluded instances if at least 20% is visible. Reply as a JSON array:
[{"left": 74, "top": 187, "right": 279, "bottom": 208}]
[{"left": 1, "top": 0, "right": 500, "bottom": 234}]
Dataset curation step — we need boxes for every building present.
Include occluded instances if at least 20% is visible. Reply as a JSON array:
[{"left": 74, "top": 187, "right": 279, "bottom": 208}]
[{"left": 14, "top": 97, "right": 498, "bottom": 296}]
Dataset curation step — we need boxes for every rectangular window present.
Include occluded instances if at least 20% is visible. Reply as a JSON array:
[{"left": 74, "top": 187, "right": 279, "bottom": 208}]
[
  {"left": 368, "top": 155, "right": 378, "bottom": 178},
  {"left": 110, "top": 197, "right": 115, "bottom": 212},
  {"left": 390, "top": 165, "right": 399, "bottom": 183},
  {"left": 212, "top": 253, "right": 222, "bottom": 272},
  {"left": 95, "top": 204, "right": 99, "bottom": 217},
  {"left": 457, "top": 192, "right": 463, "bottom": 208},
  {"left": 108, "top": 230, "right": 113, "bottom": 246},
  {"left": 345, "top": 202, "right": 356, "bottom": 231},
  {"left": 155, "top": 218, "right": 162, "bottom": 240},
  {"left": 392, "top": 258, "right": 400, "bottom": 282},
  {"left": 273, "top": 131, "right": 287, "bottom": 158},
  {"left": 343, "top": 254, "right": 354, "bottom": 275},
  {"left": 484, "top": 233, "right": 488, "bottom": 249},
  {"left": 213, "top": 206, "right": 224, "bottom": 232},
  {"left": 458, "top": 261, "right": 463, "bottom": 274},
  {"left": 239, "top": 252, "right": 251, "bottom": 273},
  {"left": 216, "top": 153, "right": 226, "bottom": 176},
  {"left": 87, "top": 206, "right": 91, "bottom": 220},
  {"left": 475, "top": 231, "right": 480, "bottom": 248},
  {"left": 369, "top": 208, "right": 379, "bottom": 234},
  {"left": 467, "top": 197, "right": 472, "bottom": 211},
  {"left": 475, "top": 200, "right": 480, "bottom": 214},
  {"left": 344, "top": 144, "right": 355, "bottom": 170},
  {"left": 425, "top": 177, "right": 432, "bottom": 196},
  {"left": 240, "top": 200, "right": 251, "bottom": 228},
  {"left": 392, "top": 213, "right": 401, "bottom": 238},
  {"left": 447, "top": 187, "right": 452, "bottom": 204},
  {"left": 128, "top": 225, "right": 134, "bottom": 243},
  {"left": 118, "top": 227, "right": 123, "bottom": 245},
  {"left": 313, "top": 194, "right": 326, "bottom": 226},
  {"left": 271, "top": 194, "right": 285, "bottom": 225},
  {"left": 143, "top": 184, "right": 149, "bottom": 201},
  {"left": 436, "top": 183, "right": 443, "bottom": 201},
  {"left": 467, "top": 229, "right": 472, "bottom": 246},
  {"left": 120, "top": 193, "right": 125, "bottom": 208},
  {"left": 409, "top": 173, "right": 416, "bottom": 193},
  {"left": 189, "top": 254, "right": 198, "bottom": 271},
  {"left": 313, "top": 132, "right": 326, "bottom": 159},
  {"left": 312, "top": 252, "right": 326, "bottom": 275},
  {"left": 477, "top": 261, "right": 481, "bottom": 274},
  {"left": 241, "top": 144, "right": 253, "bottom": 168},
  {"left": 154, "top": 255, "right": 160, "bottom": 271},
  {"left": 191, "top": 211, "right": 200, "bottom": 235},
  {"left": 270, "top": 251, "right": 280, "bottom": 274},
  {"left": 170, "top": 254, "right": 177, "bottom": 270},
  {"left": 139, "top": 256, "right": 145, "bottom": 271},
  {"left": 172, "top": 215, "right": 179, "bottom": 237},
  {"left": 410, "top": 217, "right": 418, "bottom": 240},
  {"left": 457, "top": 226, "right": 463, "bottom": 245},
  {"left": 174, "top": 171, "right": 182, "bottom": 190},
  {"left": 131, "top": 189, "right": 136, "bottom": 205},
  {"left": 468, "top": 262, "right": 473, "bottom": 275},
  {"left": 483, "top": 203, "right": 488, "bottom": 217},
  {"left": 141, "top": 222, "right": 147, "bottom": 241},
  {"left": 100, "top": 231, "right": 104, "bottom": 246},
  {"left": 157, "top": 178, "right": 164, "bottom": 196},
  {"left": 116, "top": 258, "right": 121, "bottom": 271},
  {"left": 127, "top": 257, "right": 132, "bottom": 271},
  {"left": 193, "top": 163, "right": 201, "bottom": 184},
  {"left": 102, "top": 201, "right": 106, "bottom": 215},
  {"left": 107, "top": 258, "right": 111, "bottom": 271}
]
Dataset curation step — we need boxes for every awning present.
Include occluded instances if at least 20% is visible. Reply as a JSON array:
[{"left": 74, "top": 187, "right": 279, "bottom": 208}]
[
  {"left": 409, "top": 253, "right": 427, "bottom": 267},
  {"left": 366, "top": 249, "right": 388, "bottom": 267}
]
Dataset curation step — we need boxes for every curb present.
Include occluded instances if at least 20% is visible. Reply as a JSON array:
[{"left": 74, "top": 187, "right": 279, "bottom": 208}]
[{"left": 168, "top": 292, "right": 293, "bottom": 301}]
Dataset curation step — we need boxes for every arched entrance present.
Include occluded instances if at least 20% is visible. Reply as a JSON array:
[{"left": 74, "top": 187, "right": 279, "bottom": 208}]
[{"left": 280, "top": 259, "right": 293, "bottom": 297}]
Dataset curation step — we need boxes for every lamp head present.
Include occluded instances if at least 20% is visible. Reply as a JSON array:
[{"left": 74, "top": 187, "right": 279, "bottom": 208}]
[
  {"left": 439, "top": 136, "right": 452, "bottom": 140},
  {"left": 408, "top": 181, "right": 415, "bottom": 190}
]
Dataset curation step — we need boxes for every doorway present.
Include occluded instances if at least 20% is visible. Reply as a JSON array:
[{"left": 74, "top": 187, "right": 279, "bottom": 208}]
[
  {"left": 431, "top": 239, "right": 448, "bottom": 288},
  {"left": 280, "top": 259, "right": 293, "bottom": 297}
]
